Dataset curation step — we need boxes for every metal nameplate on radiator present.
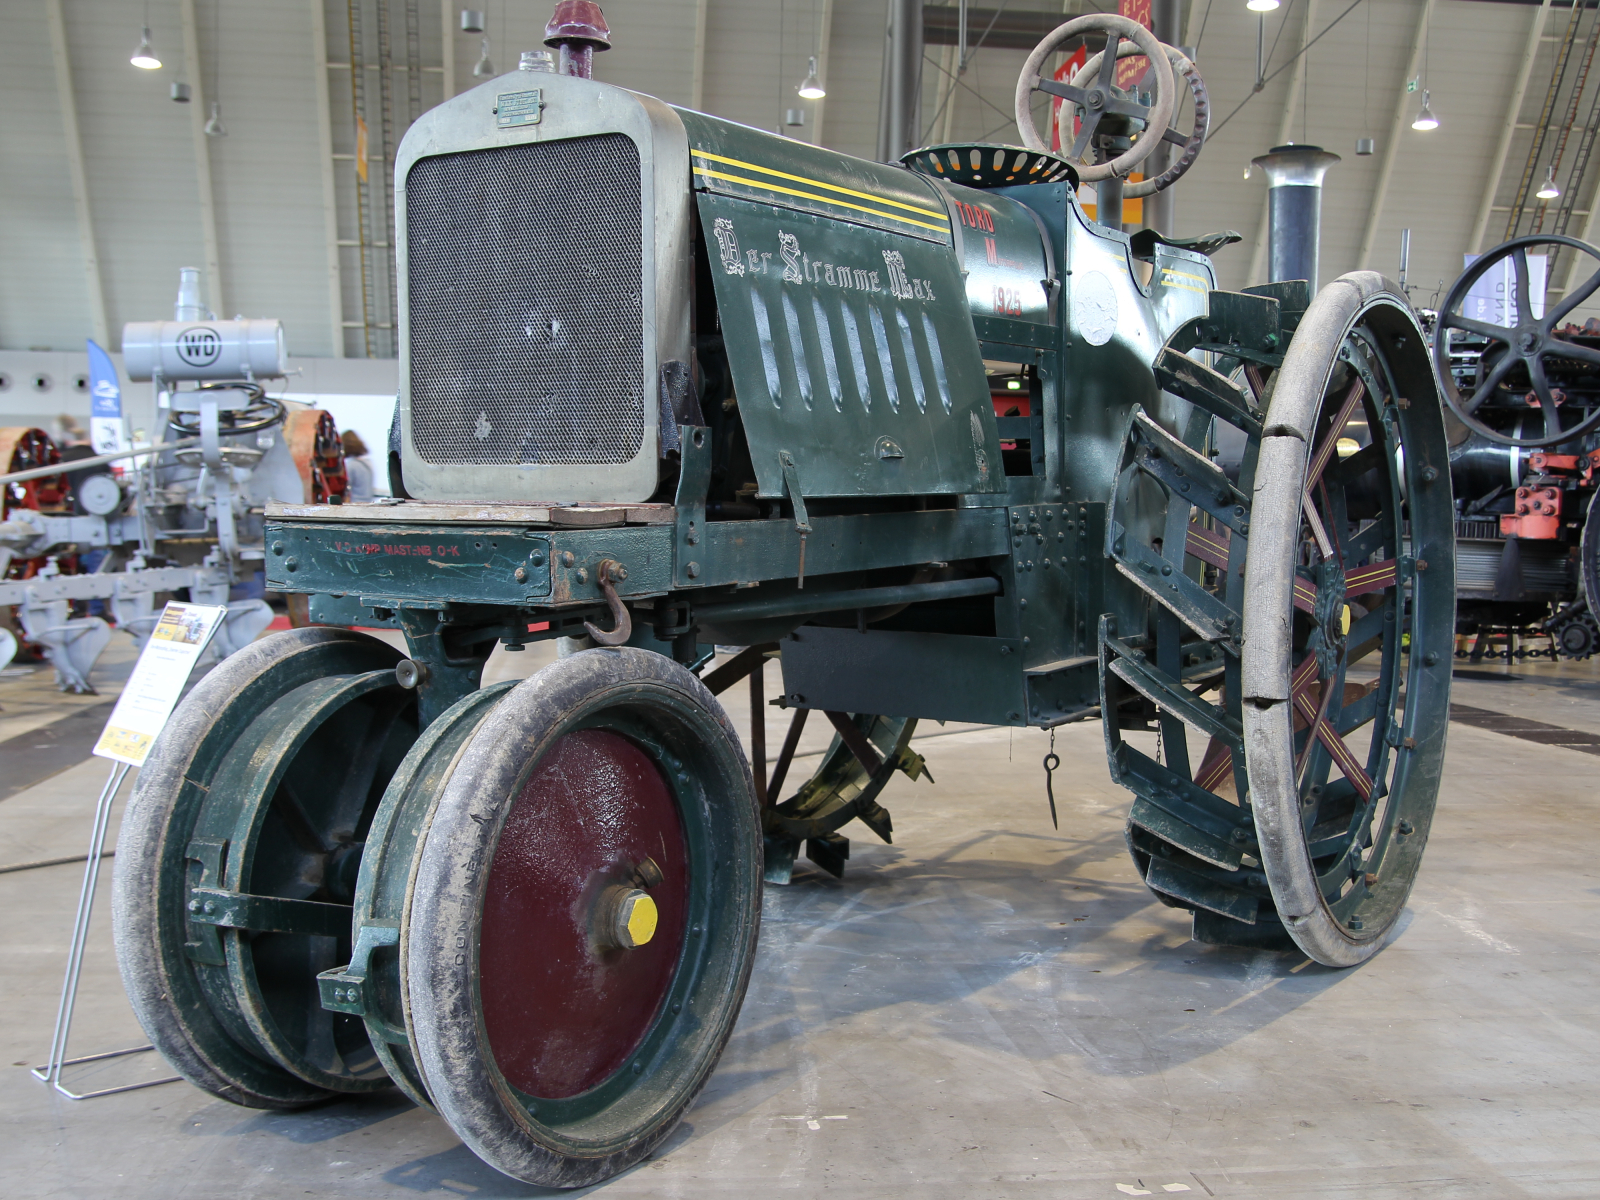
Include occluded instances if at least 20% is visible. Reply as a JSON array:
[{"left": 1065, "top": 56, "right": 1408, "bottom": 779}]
[
  {"left": 265, "top": 523, "right": 552, "bottom": 605},
  {"left": 495, "top": 89, "right": 544, "bottom": 127}
]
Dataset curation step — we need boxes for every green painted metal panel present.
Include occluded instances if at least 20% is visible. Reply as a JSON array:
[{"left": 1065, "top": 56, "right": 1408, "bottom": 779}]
[
  {"left": 937, "top": 181, "right": 1053, "bottom": 328},
  {"left": 777, "top": 627, "right": 1028, "bottom": 725},
  {"left": 685, "top": 508, "right": 1009, "bottom": 589},
  {"left": 266, "top": 524, "right": 552, "bottom": 606},
  {"left": 695, "top": 193, "right": 1003, "bottom": 501},
  {"left": 678, "top": 110, "right": 953, "bottom": 244}
]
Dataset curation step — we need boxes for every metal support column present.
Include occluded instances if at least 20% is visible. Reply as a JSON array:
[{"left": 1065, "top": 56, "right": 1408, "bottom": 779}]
[
  {"left": 180, "top": 0, "right": 225, "bottom": 318},
  {"left": 45, "top": 0, "right": 110, "bottom": 347},
  {"left": 879, "top": 0, "right": 922, "bottom": 162},
  {"left": 1143, "top": 0, "right": 1181, "bottom": 236},
  {"left": 312, "top": 0, "right": 346, "bottom": 357}
]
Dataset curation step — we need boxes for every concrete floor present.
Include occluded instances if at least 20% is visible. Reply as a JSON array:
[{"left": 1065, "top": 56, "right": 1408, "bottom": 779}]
[{"left": 3, "top": 638, "right": 1599, "bottom": 1198}]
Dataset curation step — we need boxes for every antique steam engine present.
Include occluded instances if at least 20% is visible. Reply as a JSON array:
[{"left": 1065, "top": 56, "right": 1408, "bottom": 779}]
[
  {"left": 112, "top": 6, "right": 1455, "bottom": 1187},
  {"left": 1432, "top": 235, "right": 1600, "bottom": 659}
]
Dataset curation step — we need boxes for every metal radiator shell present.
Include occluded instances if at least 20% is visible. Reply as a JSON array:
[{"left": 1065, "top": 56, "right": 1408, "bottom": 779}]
[{"left": 395, "top": 72, "right": 691, "bottom": 504}]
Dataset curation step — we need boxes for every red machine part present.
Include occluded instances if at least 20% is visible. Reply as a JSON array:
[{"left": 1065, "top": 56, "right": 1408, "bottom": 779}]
[
  {"left": 0, "top": 427, "right": 70, "bottom": 521},
  {"left": 1528, "top": 450, "right": 1600, "bottom": 484},
  {"left": 284, "top": 410, "right": 349, "bottom": 504},
  {"left": 1501, "top": 485, "right": 1564, "bottom": 539}
]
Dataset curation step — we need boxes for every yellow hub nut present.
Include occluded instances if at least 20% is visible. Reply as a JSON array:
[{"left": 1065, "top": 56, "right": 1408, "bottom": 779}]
[{"left": 614, "top": 888, "right": 658, "bottom": 949}]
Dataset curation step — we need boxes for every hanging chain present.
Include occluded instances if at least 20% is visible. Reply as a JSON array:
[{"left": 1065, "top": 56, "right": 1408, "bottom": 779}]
[{"left": 1042, "top": 728, "right": 1060, "bottom": 830}]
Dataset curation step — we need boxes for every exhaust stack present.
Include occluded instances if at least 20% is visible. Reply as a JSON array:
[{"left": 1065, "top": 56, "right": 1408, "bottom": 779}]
[{"left": 1251, "top": 144, "right": 1340, "bottom": 290}]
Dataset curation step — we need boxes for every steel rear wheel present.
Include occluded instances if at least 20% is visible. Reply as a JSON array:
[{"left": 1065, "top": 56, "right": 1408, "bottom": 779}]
[
  {"left": 1103, "top": 273, "right": 1454, "bottom": 966},
  {"left": 405, "top": 647, "right": 761, "bottom": 1188},
  {"left": 113, "top": 627, "right": 416, "bottom": 1106},
  {"left": 1245, "top": 274, "right": 1453, "bottom": 965}
]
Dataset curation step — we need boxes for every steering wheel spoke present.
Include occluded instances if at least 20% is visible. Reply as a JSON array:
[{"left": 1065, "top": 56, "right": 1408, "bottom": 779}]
[
  {"left": 1035, "top": 78, "right": 1091, "bottom": 105},
  {"left": 1013, "top": 13, "right": 1175, "bottom": 181}
]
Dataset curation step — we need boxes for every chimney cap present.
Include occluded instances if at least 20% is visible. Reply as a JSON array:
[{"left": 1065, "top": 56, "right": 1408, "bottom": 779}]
[{"left": 544, "top": 2, "right": 611, "bottom": 51}]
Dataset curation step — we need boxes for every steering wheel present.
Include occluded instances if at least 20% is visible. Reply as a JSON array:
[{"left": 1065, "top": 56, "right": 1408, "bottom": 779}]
[
  {"left": 1014, "top": 14, "right": 1175, "bottom": 184},
  {"left": 1071, "top": 42, "right": 1208, "bottom": 196},
  {"left": 1433, "top": 234, "right": 1600, "bottom": 448},
  {"left": 167, "top": 380, "right": 288, "bottom": 436}
]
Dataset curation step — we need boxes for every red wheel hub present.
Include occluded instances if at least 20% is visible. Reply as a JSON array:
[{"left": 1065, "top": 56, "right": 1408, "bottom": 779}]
[{"left": 479, "top": 729, "right": 688, "bottom": 1099}]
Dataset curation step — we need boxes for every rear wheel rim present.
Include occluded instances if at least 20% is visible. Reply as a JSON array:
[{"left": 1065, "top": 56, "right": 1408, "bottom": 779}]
[{"left": 1244, "top": 285, "right": 1455, "bottom": 965}]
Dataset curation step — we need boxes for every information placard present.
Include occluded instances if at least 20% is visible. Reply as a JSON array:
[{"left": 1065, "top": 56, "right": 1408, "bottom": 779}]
[{"left": 93, "top": 603, "right": 227, "bottom": 766}]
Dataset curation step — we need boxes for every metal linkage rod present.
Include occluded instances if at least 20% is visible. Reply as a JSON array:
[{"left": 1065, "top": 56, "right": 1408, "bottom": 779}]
[
  {"left": 0, "top": 437, "right": 201, "bottom": 487},
  {"left": 694, "top": 576, "right": 1001, "bottom": 625}
]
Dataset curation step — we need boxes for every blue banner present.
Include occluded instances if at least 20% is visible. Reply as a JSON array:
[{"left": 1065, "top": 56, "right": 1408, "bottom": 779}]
[{"left": 86, "top": 339, "right": 127, "bottom": 454}]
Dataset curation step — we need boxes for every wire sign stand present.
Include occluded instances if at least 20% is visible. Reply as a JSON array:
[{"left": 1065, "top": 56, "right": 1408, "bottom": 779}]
[{"left": 31, "top": 601, "right": 228, "bottom": 1100}]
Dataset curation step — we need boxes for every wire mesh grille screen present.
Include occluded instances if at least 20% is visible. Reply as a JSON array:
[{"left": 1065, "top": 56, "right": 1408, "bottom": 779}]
[{"left": 406, "top": 134, "right": 645, "bottom": 465}]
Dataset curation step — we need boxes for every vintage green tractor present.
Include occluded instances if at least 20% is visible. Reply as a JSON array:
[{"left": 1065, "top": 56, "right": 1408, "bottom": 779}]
[{"left": 112, "top": 6, "right": 1454, "bottom": 1188}]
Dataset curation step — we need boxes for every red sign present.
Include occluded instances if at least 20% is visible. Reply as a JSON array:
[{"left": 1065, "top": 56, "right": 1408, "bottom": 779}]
[
  {"left": 1116, "top": 0, "right": 1152, "bottom": 90},
  {"left": 1050, "top": 45, "right": 1087, "bottom": 152}
]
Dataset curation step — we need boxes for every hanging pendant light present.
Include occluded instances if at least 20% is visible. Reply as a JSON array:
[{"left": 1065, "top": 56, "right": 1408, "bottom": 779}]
[
  {"left": 1246, "top": 0, "right": 1280, "bottom": 12},
  {"left": 472, "top": 36, "right": 495, "bottom": 78},
  {"left": 204, "top": 101, "right": 228, "bottom": 138},
  {"left": 130, "top": 25, "right": 161, "bottom": 69},
  {"left": 1537, "top": 166, "right": 1561, "bottom": 201},
  {"left": 1411, "top": 90, "right": 1438, "bottom": 131},
  {"left": 797, "top": 55, "right": 825, "bottom": 99}
]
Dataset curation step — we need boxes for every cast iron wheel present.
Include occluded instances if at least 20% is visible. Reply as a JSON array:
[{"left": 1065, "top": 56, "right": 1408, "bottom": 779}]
[
  {"left": 113, "top": 627, "right": 417, "bottom": 1107},
  {"left": 1103, "top": 272, "right": 1454, "bottom": 966},
  {"left": 1431, "top": 234, "right": 1600, "bottom": 448},
  {"left": 405, "top": 647, "right": 762, "bottom": 1187}
]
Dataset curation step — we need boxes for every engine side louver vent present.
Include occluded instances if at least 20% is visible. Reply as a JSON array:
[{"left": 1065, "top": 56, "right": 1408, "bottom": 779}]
[{"left": 406, "top": 133, "right": 645, "bottom": 466}]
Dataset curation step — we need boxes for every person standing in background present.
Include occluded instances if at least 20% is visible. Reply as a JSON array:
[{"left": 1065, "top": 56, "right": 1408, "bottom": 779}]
[{"left": 342, "top": 430, "right": 375, "bottom": 502}]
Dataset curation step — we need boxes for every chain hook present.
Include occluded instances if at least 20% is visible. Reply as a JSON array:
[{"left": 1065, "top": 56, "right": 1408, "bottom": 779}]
[
  {"left": 1042, "top": 728, "right": 1060, "bottom": 830},
  {"left": 582, "top": 559, "right": 633, "bottom": 646}
]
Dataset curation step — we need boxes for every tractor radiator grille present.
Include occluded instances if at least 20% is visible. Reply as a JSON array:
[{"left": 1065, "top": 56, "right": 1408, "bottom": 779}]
[{"left": 405, "top": 134, "right": 644, "bottom": 465}]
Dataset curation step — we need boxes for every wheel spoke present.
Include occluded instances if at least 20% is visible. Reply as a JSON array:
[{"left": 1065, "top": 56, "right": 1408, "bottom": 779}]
[
  {"left": 1102, "top": 94, "right": 1153, "bottom": 121},
  {"left": 1292, "top": 570, "right": 1319, "bottom": 614},
  {"left": 1070, "top": 115, "right": 1101, "bottom": 163},
  {"left": 1547, "top": 338, "right": 1600, "bottom": 369},
  {"left": 1194, "top": 738, "right": 1234, "bottom": 793},
  {"left": 1464, "top": 352, "right": 1517, "bottom": 414},
  {"left": 1036, "top": 78, "right": 1092, "bottom": 105},
  {"left": 1513, "top": 247, "right": 1533, "bottom": 323},
  {"left": 1305, "top": 379, "right": 1365, "bottom": 494},
  {"left": 1160, "top": 125, "right": 1189, "bottom": 146},
  {"left": 1302, "top": 492, "right": 1336, "bottom": 561},
  {"left": 1244, "top": 364, "right": 1268, "bottom": 406},
  {"left": 1097, "top": 33, "right": 1119, "bottom": 90},
  {"left": 1343, "top": 558, "right": 1397, "bottom": 600},
  {"left": 1548, "top": 264, "right": 1600, "bottom": 326},
  {"left": 1529, "top": 356, "right": 1564, "bottom": 441},
  {"left": 1289, "top": 656, "right": 1375, "bottom": 800},
  {"left": 1443, "top": 312, "right": 1513, "bottom": 342},
  {"left": 1185, "top": 520, "right": 1230, "bottom": 572}
]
